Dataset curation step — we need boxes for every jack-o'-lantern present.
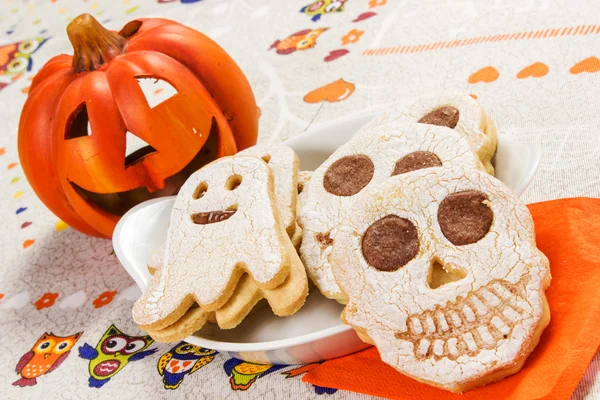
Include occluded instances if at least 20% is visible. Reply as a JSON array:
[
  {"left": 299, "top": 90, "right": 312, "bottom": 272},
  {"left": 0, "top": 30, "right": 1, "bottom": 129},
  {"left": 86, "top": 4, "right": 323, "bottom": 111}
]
[{"left": 18, "top": 14, "right": 258, "bottom": 238}]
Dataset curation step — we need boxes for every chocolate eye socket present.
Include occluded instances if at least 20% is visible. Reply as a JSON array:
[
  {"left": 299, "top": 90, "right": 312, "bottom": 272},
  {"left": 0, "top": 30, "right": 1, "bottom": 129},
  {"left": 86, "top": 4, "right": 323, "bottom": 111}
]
[
  {"left": 362, "top": 215, "right": 419, "bottom": 271},
  {"left": 438, "top": 190, "right": 493, "bottom": 246},
  {"left": 392, "top": 151, "right": 442, "bottom": 176},
  {"left": 193, "top": 182, "right": 208, "bottom": 199},
  {"left": 323, "top": 155, "right": 374, "bottom": 196},
  {"left": 418, "top": 106, "right": 460, "bottom": 129}
]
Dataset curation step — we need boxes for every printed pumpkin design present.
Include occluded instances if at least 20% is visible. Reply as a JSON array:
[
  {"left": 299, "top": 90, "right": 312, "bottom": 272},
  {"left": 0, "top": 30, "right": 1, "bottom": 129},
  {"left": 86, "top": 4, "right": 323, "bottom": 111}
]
[{"left": 18, "top": 14, "right": 258, "bottom": 238}]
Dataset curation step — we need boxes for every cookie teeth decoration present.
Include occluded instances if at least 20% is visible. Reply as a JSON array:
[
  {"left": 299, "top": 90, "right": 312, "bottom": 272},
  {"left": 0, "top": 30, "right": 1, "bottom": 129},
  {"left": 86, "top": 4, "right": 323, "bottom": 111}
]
[
  {"left": 330, "top": 167, "right": 551, "bottom": 393},
  {"left": 133, "top": 156, "right": 308, "bottom": 342},
  {"left": 299, "top": 117, "right": 485, "bottom": 301},
  {"left": 400, "top": 92, "right": 498, "bottom": 175}
]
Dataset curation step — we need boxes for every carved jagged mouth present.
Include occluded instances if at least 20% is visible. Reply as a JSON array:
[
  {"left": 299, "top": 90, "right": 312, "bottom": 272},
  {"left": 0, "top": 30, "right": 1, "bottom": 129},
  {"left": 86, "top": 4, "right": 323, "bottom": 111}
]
[
  {"left": 191, "top": 206, "right": 237, "bottom": 225},
  {"left": 70, "top": 123, "right": 220, "bottom": 217},
  {"left": 394, "top": 277, "right": 533, "bottom": 361}
]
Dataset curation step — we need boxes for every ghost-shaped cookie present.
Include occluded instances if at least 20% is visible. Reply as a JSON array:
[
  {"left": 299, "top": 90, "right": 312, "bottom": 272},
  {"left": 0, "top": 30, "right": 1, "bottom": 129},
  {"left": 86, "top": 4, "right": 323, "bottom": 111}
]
[
  {"left": 331, "top": 167, "right": 551, "bottom": 393},
  {"left": 400, "top": 92, "right": 497, "bottom": 174},
  {"left": 133, "top": 156, "right": 308, "bottom": 337},
  {"left": 238, "top": 143, "right": 299, "bottom": 237},
  {"left": 299, "top": 117, "right": 484, "bottom": 301},
  {"left": 148, "top": 144, "right": 303, "bottom": 272},
  {"left": 296, "top": 170, "right": 312, "bottom": 219}
]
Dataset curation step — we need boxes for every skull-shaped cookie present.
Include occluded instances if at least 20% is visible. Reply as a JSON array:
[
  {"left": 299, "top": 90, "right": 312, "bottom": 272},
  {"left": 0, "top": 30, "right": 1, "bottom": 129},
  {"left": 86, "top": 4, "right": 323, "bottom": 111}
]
[
  {"left": 133, "top": 156, "right": 308, "bottom": 334},
  {"left": 299, "top": 117, "right": 485, "bottom": 301},
  {"left": 238, "top": 143, "right": 299, "bottom": 237},
  {"left": 401, "top": 92, "right": 497, "bottom": 174},
  {"left": 331, "top": 168, "right": 551, "bottom": 393}
]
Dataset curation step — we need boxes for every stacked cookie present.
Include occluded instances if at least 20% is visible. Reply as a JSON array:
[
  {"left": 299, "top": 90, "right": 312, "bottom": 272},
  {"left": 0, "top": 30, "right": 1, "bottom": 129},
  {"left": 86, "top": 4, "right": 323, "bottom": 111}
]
[
  {"left": 132, "top": 92, "right": 551, "bottom": 393},
  {"left": 133, "top": 145, "right": 308, "bottom": 342},
  {"left": 298, "top": 92, "right": 551, "bottom": 392}
]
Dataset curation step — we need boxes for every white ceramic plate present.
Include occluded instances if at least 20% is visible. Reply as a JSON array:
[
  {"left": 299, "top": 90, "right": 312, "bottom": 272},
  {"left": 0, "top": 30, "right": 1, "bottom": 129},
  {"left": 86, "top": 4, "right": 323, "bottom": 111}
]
[{"left": 113, "top": 113, "right": 540, "bottom": 365}]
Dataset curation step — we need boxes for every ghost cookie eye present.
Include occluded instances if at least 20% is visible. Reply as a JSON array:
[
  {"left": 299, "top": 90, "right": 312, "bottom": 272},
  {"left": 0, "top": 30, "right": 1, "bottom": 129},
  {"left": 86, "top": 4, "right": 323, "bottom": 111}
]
[
  {"left": 418, "top": 106, "right": 460, "bottom": 129},
  {"left": 323, "top": 155, "right": 374, "bottom": 196},
  {"left": 225, "top": 175, "right": 242, "bottom": 191},
  {"left": 193, "top": 182, "right": 208, "bottom": 199},
  {"left": 438, "top": 190, "right": 493, "bottom": 246},
  {"left": 361, "top": 215, "right": 419, "bottom": 271},
  {"left": 392, "top": 151, "right": 442, "bottom": 176}
]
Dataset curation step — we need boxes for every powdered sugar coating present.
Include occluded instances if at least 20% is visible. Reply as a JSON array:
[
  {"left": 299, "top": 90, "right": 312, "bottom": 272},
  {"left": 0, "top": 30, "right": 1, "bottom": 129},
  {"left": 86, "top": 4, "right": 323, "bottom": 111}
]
[
  {"left": 401, "top": 92, "right": 497, "bottom": 174},
  {"left": 146, "top": 244, "right": 164, "bottom": 274},
  {"left": 133, "top": 156, "right": 289, "bottom": 327},
  {"left": 239, "top": 143, "right": 299, "bottom": 236},
  {"left": 331, "top": 168, "right": 550, "bottom": 391},
  {"left": 296, "top": 170, "right": 312, "bottom": 220},
  {"left": 299, "top": 117, "right": 484, "bottom": 300}
]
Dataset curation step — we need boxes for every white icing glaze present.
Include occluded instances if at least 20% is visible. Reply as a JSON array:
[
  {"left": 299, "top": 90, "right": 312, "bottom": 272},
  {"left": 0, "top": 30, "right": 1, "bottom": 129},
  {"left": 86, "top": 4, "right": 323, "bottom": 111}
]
[
  {"left": 296, "top": 170, "right": 312, "bottom": 223},
  {"left": 299, "top": 117, "right": 484, "bottom": 300},
  {"left": 147, "top": 244, "right": 164, "bottom": 272},
  {"left": 331, "top": 167, "right": 550, "bottom": 390},
  {"left": 133, "top": 156, "right": 289, "bottom": 326},
  {"left": 238, "top": 143, "right": 298, "bottom": 235},
  {"left": 400, "top": 92, "right": 497, "bottom": 174}
]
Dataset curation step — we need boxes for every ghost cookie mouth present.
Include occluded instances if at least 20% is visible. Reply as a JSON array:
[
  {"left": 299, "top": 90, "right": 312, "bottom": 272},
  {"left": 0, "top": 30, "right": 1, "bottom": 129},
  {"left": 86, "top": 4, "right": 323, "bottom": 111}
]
[
  {"left": 394, "top": 277, "right": 533, "bottom": 361},
  {"left": 191, "top": 206, "right": 238, "bottom": 225}
]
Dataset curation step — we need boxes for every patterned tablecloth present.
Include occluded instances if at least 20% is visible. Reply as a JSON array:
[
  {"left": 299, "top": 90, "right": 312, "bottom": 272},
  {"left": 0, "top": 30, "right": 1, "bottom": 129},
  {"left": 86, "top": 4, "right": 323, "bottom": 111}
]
[{"left": 1, "top": 0, "right": 599, "bottom": 398}]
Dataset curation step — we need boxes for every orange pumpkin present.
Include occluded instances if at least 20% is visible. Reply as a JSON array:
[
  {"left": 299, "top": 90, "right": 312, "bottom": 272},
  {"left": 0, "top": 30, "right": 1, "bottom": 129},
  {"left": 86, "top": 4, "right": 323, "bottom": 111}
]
[{"left": 18, "top": 14, "right": 258, "bottom": 238}]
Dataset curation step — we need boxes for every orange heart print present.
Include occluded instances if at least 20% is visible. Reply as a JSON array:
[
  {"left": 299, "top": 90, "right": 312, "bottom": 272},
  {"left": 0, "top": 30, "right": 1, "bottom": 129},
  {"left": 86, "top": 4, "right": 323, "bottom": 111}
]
[
  {"left": 468, "top": 66, "right": 499, "bottom": 84},
  {"left": 569, "top": 57, "right": 600, "bottom": 74},
  {"left": 304, "top": 79, "right": 356, "bottom": 103},
  {"left": 517, "top": 62, "right": 549, "bottom": 79}
]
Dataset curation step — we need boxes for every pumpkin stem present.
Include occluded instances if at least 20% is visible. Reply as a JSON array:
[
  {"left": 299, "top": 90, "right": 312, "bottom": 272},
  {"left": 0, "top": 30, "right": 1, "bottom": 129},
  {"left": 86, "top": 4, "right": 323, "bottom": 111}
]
[{"left": 67, "top": 14, "right": 126, "bottom": 72}]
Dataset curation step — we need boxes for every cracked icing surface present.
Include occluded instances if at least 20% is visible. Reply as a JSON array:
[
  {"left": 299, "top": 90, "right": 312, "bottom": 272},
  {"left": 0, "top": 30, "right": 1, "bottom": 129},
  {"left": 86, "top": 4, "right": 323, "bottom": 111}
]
[
  {"left": 133, "top": 156, "right": 293, "bottom": 327},
  {"left": 330, "top": 168, "right": 551, "bottom": 392},
  {"left": 239, "top": 143, "right": 299, "bottom": 237},
  {"left": 299, "top": 117, "right": 484, "bottom": 300},
  {"left": 296, "top": 170, "right": 312, "bottom": 220},
  {"left": 401, "top": 92, "right": 498, "bottom": 175},
  {"left": 146, "top": 245, "right": 164, "bottom": 275}
]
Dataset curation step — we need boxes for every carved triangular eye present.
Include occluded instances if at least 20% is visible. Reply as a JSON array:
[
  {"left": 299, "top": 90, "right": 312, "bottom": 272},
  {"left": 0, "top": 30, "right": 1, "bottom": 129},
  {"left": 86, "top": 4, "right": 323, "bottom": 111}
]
[
  {"left": 135, "top": 77, "right": 177, "bottom": 109},
  {"left": 65, "top": 102, "right": 91, "bottom": 140},
  {"left": 125, "top": 131, "right": 156, "bottom": 168}
]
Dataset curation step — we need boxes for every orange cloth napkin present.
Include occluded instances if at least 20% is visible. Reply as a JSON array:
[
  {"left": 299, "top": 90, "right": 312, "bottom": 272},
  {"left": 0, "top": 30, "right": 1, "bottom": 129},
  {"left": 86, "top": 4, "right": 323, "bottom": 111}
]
[{"left": 303, "top": 198, "right": 600, "bottom": 399}]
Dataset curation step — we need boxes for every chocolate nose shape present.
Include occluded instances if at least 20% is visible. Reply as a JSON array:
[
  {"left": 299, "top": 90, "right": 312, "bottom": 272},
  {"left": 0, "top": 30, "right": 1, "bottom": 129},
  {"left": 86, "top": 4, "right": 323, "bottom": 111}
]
[{"left": 427, "top": 258, "right": 466, "bottom": 289}]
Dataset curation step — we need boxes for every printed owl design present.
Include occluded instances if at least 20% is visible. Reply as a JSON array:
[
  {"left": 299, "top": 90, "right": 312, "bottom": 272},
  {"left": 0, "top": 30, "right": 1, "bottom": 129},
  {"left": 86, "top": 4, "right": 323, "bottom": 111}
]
[
  {"left": 0, "top": 37, "right": 47, "bottom": 91},
  {"left": 78, "top": 325, "right": 157, "bottom": 388},
  {"left": 301, "top": 0, "right": 348, "bottom": 22},
  {"left": 269, "top": 28, "right": 328, "bottom": 55},
  {"left": 224, "top": 358, "right": 286, "bottom": 390},
  {"left": 157, "top": 342, "right": 217, "bottom": 390},
  {"left": 13, "top": 331, "right": 82, "bottom": 387}
]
